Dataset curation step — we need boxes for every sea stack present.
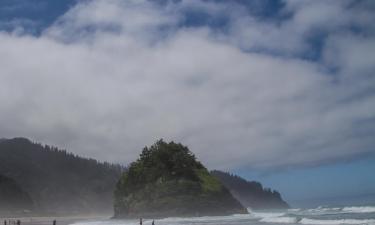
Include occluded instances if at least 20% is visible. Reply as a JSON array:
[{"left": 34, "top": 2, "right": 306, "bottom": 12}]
[{"left": 114, "top": 139, "right": 247, "bottom": 218}]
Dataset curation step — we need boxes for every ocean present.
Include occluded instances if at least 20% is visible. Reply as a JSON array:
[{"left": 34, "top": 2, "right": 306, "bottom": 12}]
[{"left": 71, "top": 206, "right": 375, "bottom": 225}]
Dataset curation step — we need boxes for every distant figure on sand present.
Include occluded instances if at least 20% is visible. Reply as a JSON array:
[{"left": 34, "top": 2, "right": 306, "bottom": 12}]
[
  {"left": 152, "top": 220, "right": 155, "bottom": 225},
  {"left": 53, "top": 220, "right": 56, "bottom": 225},
  {"left": 4, "top": 220, "right": 6, "bottom": 225},
  {"left": 139, "top": 218, "right": 142, "bottom": 225},
  {"left": 16, "top": 221, "right": 20, "bottom": 225}
]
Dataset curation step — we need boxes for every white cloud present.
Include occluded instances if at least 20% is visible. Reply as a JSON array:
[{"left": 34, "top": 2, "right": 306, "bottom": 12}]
[
  {"left": 0, "top": 0, "right": 374, "bottom": 170},
  {"left": 323, "top": 34, "right": 375, "bottom": 76}
]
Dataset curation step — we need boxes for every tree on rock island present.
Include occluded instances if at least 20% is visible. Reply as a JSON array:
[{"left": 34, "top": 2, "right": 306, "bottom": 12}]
[{"left": 114, "top": 139, "right": 247, "bottom": 218}]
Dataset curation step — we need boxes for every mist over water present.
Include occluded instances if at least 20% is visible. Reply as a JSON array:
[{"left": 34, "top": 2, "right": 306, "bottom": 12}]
[{"left": 70, "top": 205, "right": 375, "bottom": 225}]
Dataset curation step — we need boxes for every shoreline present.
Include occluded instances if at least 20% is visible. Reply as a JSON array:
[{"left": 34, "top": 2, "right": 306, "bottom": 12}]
[{"left": 0, "top": 215, "right": 111, "bottom": 225}]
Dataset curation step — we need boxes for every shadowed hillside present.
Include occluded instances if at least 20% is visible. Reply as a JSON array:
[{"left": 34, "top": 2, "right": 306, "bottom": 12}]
[
  {"left": 0, "top": 137, "right": 124, "bottom": 215},
  {"left": 212, "top": 170, "right": 289, "bottom": 209},
  {"left": 0, "top": 174, "right": 33, "bottom": 215}
]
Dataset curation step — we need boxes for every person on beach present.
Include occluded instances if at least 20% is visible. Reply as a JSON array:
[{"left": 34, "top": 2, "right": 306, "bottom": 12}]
[
  {"left": 152, "top": 220, "right": 155, "bottom": 225},
  {"left": 53, "top": 220, "right": 56, "bottom": 225},
  {"left": 139, "top": 218, "right": 142, "bottom": 225}
]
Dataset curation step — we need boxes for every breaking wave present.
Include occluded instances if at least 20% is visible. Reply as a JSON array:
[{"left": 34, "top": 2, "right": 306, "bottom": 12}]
[
  {"left": 288, "top": 208, "right": 302, "bottom": 212},
  {"left": 343, "top": 206, "right": 375, "bottom": 214},
  {"left": 251, "top": 211, "right": 286, "bottom": 219},
  {"left": 300, "top": 218, "right": 375, "bottom": 225},
  {"left": 248, "top": 205, "right": 375, "bottom": 224},
  {"left": 259, "top": 216, "right": 298, "bottom": 223}
]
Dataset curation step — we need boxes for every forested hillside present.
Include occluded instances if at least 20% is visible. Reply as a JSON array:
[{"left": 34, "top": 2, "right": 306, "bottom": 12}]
[
  {"left": 0, "top": 174, "right": 33, "bottom": 215},
  {"left": 211, "top": 170, "right": 289, "bottom": 209},
  {"left": 0, "top": 137, "right": 124, "bottom": 215}
]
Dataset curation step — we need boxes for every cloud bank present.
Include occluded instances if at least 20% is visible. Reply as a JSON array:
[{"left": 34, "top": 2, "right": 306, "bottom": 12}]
[{"left": 0, "top": 0, "right": 374, "bottom": 170}]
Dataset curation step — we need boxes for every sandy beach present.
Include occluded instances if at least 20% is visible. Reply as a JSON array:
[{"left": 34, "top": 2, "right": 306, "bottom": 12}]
[{"left": 0, "top": 215, "right": 111, "bottom": 225}]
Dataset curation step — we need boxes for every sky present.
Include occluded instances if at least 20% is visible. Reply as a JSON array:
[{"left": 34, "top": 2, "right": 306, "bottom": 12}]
[{"left": 0, "top": 0, "right": 375, "bottom": 207}]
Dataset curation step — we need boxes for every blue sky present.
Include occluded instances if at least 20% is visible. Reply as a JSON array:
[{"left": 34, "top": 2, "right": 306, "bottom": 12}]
[
  {"left": 237, "top": 157, "right": 375, "bottom": 207},
  {"left": 1, "top": 0, "right": 375, "bottom": 207}
]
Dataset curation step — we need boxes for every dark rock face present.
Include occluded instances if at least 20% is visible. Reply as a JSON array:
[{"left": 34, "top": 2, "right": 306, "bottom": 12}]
[
  {"left": 0, "top": 174, "right": 33, "bottom": 213},
  {"left": 114, "top": 140, "right": 247, "bottom": 218},
  {"left": 211, "top": 170, "right": 289, "bottom": 209}
]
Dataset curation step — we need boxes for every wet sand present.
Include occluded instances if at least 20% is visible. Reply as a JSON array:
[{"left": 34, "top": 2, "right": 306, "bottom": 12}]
[{"left": 0, "top": 215, "right": 110, "bottom": 225}]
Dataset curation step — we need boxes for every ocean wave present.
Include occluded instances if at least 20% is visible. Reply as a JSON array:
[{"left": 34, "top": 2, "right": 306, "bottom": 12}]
[
  {"left": 300, "top": 218, "right": 375, "bottom": 225},
  {"left": 260, "top": 216, "right": 298, "bottom": 223},
  {"left": 307, "top": 206, "right": 375, "bottom": 214},
  {"left": 157, "top": 213, "right": 254, "bottom": 223},
  {"left": 251, "top": 212, "right": 286, "bottom": 218},
  {"left": 288, "top": 208, "right": 302, "bottom": 212},
  {"left": 308, "top": 207, "right": 341, "bottom": 213},
  {"left": 343, "top": 206, "right": 375, "bottom": 213}
]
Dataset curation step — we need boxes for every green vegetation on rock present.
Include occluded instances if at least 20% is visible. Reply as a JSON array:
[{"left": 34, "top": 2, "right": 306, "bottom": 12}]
[{"left": 114, "top": 139, "right": 247, "bottom": 218}]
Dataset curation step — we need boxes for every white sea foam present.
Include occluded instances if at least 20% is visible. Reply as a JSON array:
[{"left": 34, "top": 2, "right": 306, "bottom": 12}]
[
  {"left": 156, "top": 213, "right": 254, "bottom": 224},
  {"left": 343, "top": 206, "right": 375, "bottom": 213},
  {"left": 288, "top": 208, "right": 302, "bottom": 212},
  {"left": 260, "top": 216, "right": 298, "bottom": 223},
  {"left": 250, "top": 210, "right": 286, "bottom": 219},
  {"left": 303, "top": 206, "right": 343, "bottom": 216},
  {"left": 246, "top": 208, "right": 300, "bottom": 223},
  {"left": 309, "top": 207, "right": 337, "bottom": 212},
  {"left": 300, "top": 218, "right": 375, "bottom": 225}
]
